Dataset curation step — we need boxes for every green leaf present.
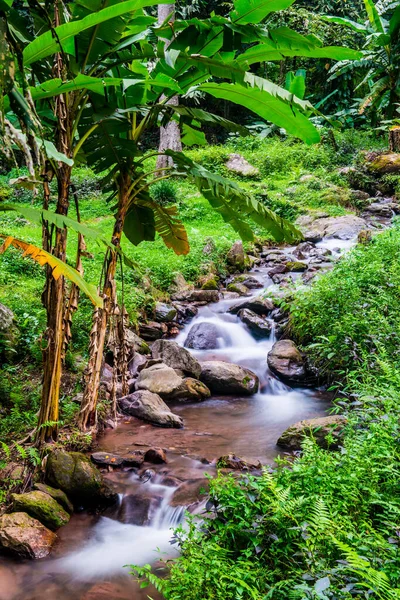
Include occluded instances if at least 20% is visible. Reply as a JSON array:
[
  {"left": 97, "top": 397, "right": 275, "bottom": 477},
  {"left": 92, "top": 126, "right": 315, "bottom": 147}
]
[
  {"left": 321, "top": 15, "right": 369, "bottom": 33},
  {"left": 157, "top": 105, "right": 250, "bottom": 137},
  {"left": 182, "top": 124, "right": 207, "bottom": 146},
  {"left": 23, "top": 0, "right": 169, "bottom": 65},
  {"left": 200, "top": 82, "right": 320, "bottom": 144},
  {"left": 285, "top": 70, "right": 306, "bottom": 100},
  {"left": 139, "top": 200, "right": 190, "bottom": 255},
  {"left": 390, "top": 6, "right": 400, "bottom": 37},
  {"left": 42, "top": 140, "right": 74, "bottom": 166},
  {"left": 230, "top": 0, "right": 296, "bottom": 24},
  {"left": 363, "top": 0, "right": 385, "bottom": 33},
  {"left": 123, "top": 204, "right": 156, "bottom": 246}
]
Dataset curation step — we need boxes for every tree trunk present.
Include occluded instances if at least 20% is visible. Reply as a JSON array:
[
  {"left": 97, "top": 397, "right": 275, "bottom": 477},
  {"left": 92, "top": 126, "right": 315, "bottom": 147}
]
[
  {"left": 389, "top": 127, "right": 400, "bottom": 153},
  {"left": 79, "top": 173, "right": 131, "bottom": 430},
  {"left": 156, "top": 3, "right": 182, "bottom": 173}
]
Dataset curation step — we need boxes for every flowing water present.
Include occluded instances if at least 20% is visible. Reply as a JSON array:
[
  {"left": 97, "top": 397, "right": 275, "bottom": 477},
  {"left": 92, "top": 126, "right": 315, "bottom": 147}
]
[{"left": 0, "top": 247, "right": 341, "bottom": 600}]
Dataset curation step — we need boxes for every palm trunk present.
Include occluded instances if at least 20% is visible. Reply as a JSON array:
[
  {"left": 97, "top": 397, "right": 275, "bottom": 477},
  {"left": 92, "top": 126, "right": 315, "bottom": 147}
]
[
  {"left": 79, "top": 173, "right": 131, "bottom": 430},
  {"left": 156, "top": 3, "right": 182, "bottom": 173}
]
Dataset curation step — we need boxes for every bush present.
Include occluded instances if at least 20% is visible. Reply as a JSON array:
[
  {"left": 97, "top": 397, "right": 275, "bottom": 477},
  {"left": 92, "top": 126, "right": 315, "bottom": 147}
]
[{"left": 150, "top": 180, "right": 179, "bottom": 206}]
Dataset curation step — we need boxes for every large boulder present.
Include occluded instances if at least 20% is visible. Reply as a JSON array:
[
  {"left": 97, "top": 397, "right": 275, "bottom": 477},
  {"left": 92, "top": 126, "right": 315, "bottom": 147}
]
[
  {"left": 45, "top": 450, "right": 117, "bottom": 506},
  {"left": 226, "top": 282, "right": 249, "bottom": 296},
  {"left": 200, "top": 361, "right": 259, "bottom": 396},
  {"left": 184, "top": 321, "right": 224, "bottom": 350},
  {"left": 11, "top": 491, "right": 70, "bottom": 531},
  {"left": 365, "top": 152, "right": 400, "bottom": 175},
  {"left": 154, "top": 302, "right": 177, "bottom": 323},
  {"left": 277, "top": 415, "right": 347, "bottom": 450},
  {"left": 267, "top": 340, "right": 306, "bottom": 383},
  {"left": 135, "top": 363, "right": 210, "bottom": 402},
  {"left": 117, "top": 494, "right": 153, "bottom": 526},
  {"left": 171, "top": 289, "right": 220, "bottom": 303},
  {"left": 138, "top": 321, "right": 167, "bottom": 341},
  {"left": 238, "top": 309, "right": 272, "bottom": 338},
  {"left": 32, "top": 483, "right": 73, "bottom": 514},
  {"left": 119, "top": 390, "right": 183, "bottom": 428},
  {"left": 0, "top": 512, "right": 57, "bottom": 559},
  {"left": 227, "top": 241, "right": 246, "bottom": 272},
  {"left": 152, "top": 339, "right": 201, "bottom": 378},
  {"left": 170, "top": 377, "right": 211, "bottom": 402},
  {"left": 226, "top": 153, "right": 259, "bottom": 177},
  {"left": 229, "top": 295, "right": 274, "bottom": 316},
  {"left": 300, "top": 215, "right": 367, "bottom": 242}
]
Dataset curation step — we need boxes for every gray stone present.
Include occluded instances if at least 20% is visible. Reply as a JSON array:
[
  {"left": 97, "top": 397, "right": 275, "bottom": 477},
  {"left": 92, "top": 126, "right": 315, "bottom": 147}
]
[
  {"left": 277, "top": 415, "right": 347, "bottom": 450},
  {"left": 229, "top": 295, "right": 275, "bottom": 316},
  {"left": 267, "top": 340, "right": 306, "bottom": 383},
  {"left": 154, "top": 302, "right": 177, "bottom": 323},
  {"left": 225, "top": 153, "right": 259, "bottom": 177},
  {"left": 200, "top": 361, "right": 259, "bottom": 396},
  {"left": 151, "top": 339, "right": 201, "bottom": 378},
  {"left": 119, "top": 390, "right": 183, "bottom": 428},
  {"left": 238, "top": 309, "right": 272, "bottom": 338},
  {"left": 139, "top": 321, "right": 167, "bottom": 341},
  {"left": 184, "top": 322, "right": 223, "bottom": 350},
  {"left": 299, "top": 215, "right": 367, "bottom": 241}
]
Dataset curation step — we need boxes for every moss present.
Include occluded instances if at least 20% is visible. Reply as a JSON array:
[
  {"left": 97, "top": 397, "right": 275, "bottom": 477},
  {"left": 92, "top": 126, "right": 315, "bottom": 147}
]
[
  {"left": 286, "top": 261, "right": 307, "bottom": 272},
  {"left": 11, "top": 491, "right": 70, "bottom": 530},
  {"left": 33, "top": 483, "right": 73, "bottom": 514},
  {"left": 227, "top": 283, "right": 249, "bottom": 295}
]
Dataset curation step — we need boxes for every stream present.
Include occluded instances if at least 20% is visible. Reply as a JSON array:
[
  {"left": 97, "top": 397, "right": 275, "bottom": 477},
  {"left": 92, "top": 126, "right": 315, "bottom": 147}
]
[{"left": 0, "top": 236, "right": 365, "bottom": 600}]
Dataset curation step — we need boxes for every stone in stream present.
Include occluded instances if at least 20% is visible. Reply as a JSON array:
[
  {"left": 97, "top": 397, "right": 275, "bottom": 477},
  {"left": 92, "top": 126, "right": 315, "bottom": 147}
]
[
  {"left": 138, "top": 321, "right": 167, "bottom": 341},
  {"left": 170, "top": 477, "right": 210, "bottom": 507},
  {"left": 200, "top": 361, "right": 259, "bottom": 396},
  {"left": 171, "top": 289, "right": 220, "bottom": 303},
  {"left": 199, "top": 273, "right": 219, "bottom": 290},
  {"left": 226, "top": 282, "right": 249, "bottom": 296},
  {"left": 216, "top": 454, "right": 261, "bottom": 471},
  {"left": 277, "top": 415, "right": 347, "bottom": 450},
  {"left": 267, "top": 340, "right": 306, "bottom": 383},
  {"left": 235, "top": 275, "right": 264, "bottom": 289},
  {"left": 285, "top": 261, "right": 308, "bottom": 272},
  {"left": 45, "top": 450, "right": 118, "bottom": 506},
  {"left": 229, "top": 295, "right": 275, "bottom": 316},
  {"left": 152, "top": 339, "right": 201, "bottom": 378},
  {"left": 226, "top": 241, "right": 247, "bottom": 272},
  {"left": 119, "top": 390, "right": 183, "bottom": 428},
  {"left": 144, "top": 447, "right": 167, "bottom": 464},
  {"left": 238, "top": 309, "right": 272, "bottom": 338},
  {"left": 118, "top": 494, "right": 155, "bottom": 526},
  {"left": 364, "top": 202, "right": 396, "bottom": 218},
  {"left": 0, "top": 512, "right": 57, "bottom": 559},
  {"left": 184, "top": 321, "right": 224, "bottom": 350},
  {"left": 299, "top": 215, "right": 367, "bottom": 242},
  {"left": 33, "top": 483, "right": 73, "bottom": 514},
  {"left": 154, "top": 302, "right": 177, "bottom": 323},
  {"left": 90, "top": 452, "right": 125, "bottom": 467},
  {"left": 11, "top": 491, "right": 70, "bottom": 531},
  {"left": 135, "top": 363, "right": 210, "bottom": 402}
]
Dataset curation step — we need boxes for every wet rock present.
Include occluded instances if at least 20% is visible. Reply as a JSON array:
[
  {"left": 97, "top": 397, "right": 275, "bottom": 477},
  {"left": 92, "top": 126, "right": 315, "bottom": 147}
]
[
  {"left": 118, "top": 494, "right": 153, "bottom": 526},
  {"left": 268, "top": 264, "right": 287, "bottom": 275},
  {"left": 170, "top": 478, "right": 209, "bottom": 507},
  {"left": 173, "top": 303, "right": 199, "bottom": 322},
  {"left": 262, "top": 250, "right": 287, "bottom": 262},
  {"left": 229, "top": 295, "right": 274, "bottom": 316},
  {"left": 227, "top": 282, "right": 249, "bottom": 296},
  {"left": 200, "top": 361, "right": 259, "bottom": 396},
  {"left": 199, "top": 273, "right": 219, "bottom": 290},
  {"left": 121, "top": 452, "right": 144, "bottom": 467},
  {"left": 300, "top": 215, "right": 367, "bottom": 241},
  {"left": 11, "top": 491, "right": 70, "bottom": 531},
  {"left": 138, "top": 321, "right": 167, "bottom": 341},
  {"left": 136, "top": 363, "right": 182, "bottom": 394},
  {"left": 184, "top": 321, "right": 223, "bottom": 350},
  {"left": 33, "top": 483, "right": 73, "bottom": 514},
  {"left": 152, "top": 339, "right": 201, "bottom": 379},
  {"left": 119, "top": 390, "right": 183, "bottom": 428},
  {"left": 170, "top": 377, "right": 211, "bottom": 402},
  {"left": 365, "top": 151, "right": 400, "bottom": 175},
  {"left": 0, "top": 512, "right": 57, "bottom": 559},
  {"left": 128, "top": 351, "right": 148, "bottom": 377},
  {"left": 144, "top": 448, "right": 167, "bottom": 464},
  {"left": 216, "top": 454, "right": 261, "bottom": 470},
  {"left": 226, "top": 153, "right": 259, "bottom": 177},
  {"left": 293, "top": 241, "right": 315, "bottom": 259},
  {"left": 46, "top": 450, "right": 117, "bottom": 506},
  {"left": 285, "top": 261, "right": 307, "bottom": 272},
  {"left": 227, "top": 241, "right": 246, "bottom": 272},
  {"left": 154, "top": 302, "right": 177, "bottom": 323},
  {"left": 277, "top": 415, "right": 347, "bottom": 450},
  {"left": 267, "top": 340, "right": 306, "bottom": 383},
  {"left": 91, "top": 452, "right": 125, "bottom": 467},
  {"left": 364, "top": 202, "right": 394, "bottom": 218},
  {"left": 238, "top": 309, "right": 272, "bottom": 338},
  {"left": 237, "top": 275, "right": 263, "bottom": 289},
  {"left": 171, "top": 289, "right": 220, "bottom": 303}
]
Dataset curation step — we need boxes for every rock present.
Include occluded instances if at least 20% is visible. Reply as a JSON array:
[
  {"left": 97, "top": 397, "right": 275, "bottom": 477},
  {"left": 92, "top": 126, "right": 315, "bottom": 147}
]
[
  {"left": 0, "top": 303, "right": 14, "bottom": 332},
  {"left": 236, "top": 275, "right": 263, "bottom": 289},
  {"left": 136, "top": 363, "right": 182, "bottom": 394},
  {"left": 154, "top": 302, "right": 177, "bottom": 323},
  {"left": 267, "top": 340, "right": 306, "bottom": 383},
  {"left": 285, "top": 261, "right": 308, "bottom": 272},
  {"left": 364, "top": 202, "right": 394, "bottom": 218},
  {"left": 46, "top": 450, "right": 117, "bottom": 506},
  {"left": 170, "top": 377, "right": 211, "bottom": 402},
  {"left": 350, "top": 189, "right": 370, "bottom": 203},
  {"left": 277, "top": 415, "right": 347, "bottom": 450},
  {"left": 144, "top": 448, "right": 167, "bottom": 464},
  {"left": 199, "top": 274, "right": 219, "bottom": 290},
  {"left": 229, "top": 295, "right": 274, "bottom": 316},
  {"left": 170, "top": 478, "right": 209, "bottom": 507},
  {"left": 300, "top": 215, "right": 367, "bottom": 241},
  {"left": 171, "top": 289, "right": 220, "bottom": 303},
  {"left": 227, "top": 241, "right": 246, "bottom": 272},
  {"left": 0, "top": 512, "right": 57, "bottom": 559},
  {"left": 268, "top": 264, "right": 288, "bottom": 275},
  {"left": 91, "top": 452, "right": 124, "bottom": 467},
  {"left": 200, "top": 361, "right": 259, "bottom": 396},
  {"left": 119, "top": 390, "right": 183, "bottom": 428},
  {"left": 216, "top": 454, "right": 261, "bottom": 471},
  {"left": 357, "top": 230, "right": 372, "bottom": 244},
  {"left": 109, "top": 329, "right": 150, "bottom": 357},
  {"left": 169, "top": 272, "right": 191, "bottom": 295},
  {"left": 238, "top": 309, "right": 272, "bottom": 338},
  {"left": 128, "top": 351, "right": 148, "bottom": 377},
  {"left": 226, "top": 282, "right": 249, "bottom": 296},
  {"left": 118, "top": 494, "right": 153, "bottom": 526},
  {"left": 202, "top": 237, "right": 216, "bottom": 255},
  {"left": 11, "top": 491, "right": 70, "bottom": 531},
  {"left": 81, "top": 582, "right": 131, "bottom": 600},
  {"left": 138, "top": 321, "right": 167, "bottom": 341},
  {"left": 151, "top": 339, "right": 201, "bottom": 378},
  {"left": 0, "top": 303, "right": 17, "bottom": 360},
  {"left": 365, "top": 152, "right": 400, "bottom": 175},
  {"left": 33, "top": 483, "right": 73, "bottom": 514},
  {"left": 225, "top": 153, "right": 259, "bottom": 177},
  {"left": 184, "top": 322, "right": 223, "bottom": 350},
  {"left": 293, "top": 241, "right": 315, "bottom": 259}
]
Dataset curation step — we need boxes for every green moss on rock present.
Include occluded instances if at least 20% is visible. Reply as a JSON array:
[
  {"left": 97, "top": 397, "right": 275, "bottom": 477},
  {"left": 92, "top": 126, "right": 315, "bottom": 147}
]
[
  {"left": 11, "top": 491, "right": 70, "bottom": 531},
  {"left": 33, "top": 483, "right": 74, "bottom": 514}
]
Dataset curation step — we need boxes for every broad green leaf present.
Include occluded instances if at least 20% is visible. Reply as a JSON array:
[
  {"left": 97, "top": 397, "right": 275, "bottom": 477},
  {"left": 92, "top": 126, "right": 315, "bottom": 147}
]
[
  {"left": 23, "top": 0, "right": 169, "bottom": 65},
  {"left": 363, "top": 0, "right": 385, "bottom": 33},
  {"left": 0, "top": 236, "right": 102, "bottom": 307},
  {"left": 321, "top": 15, "right": 369, "bottom": 33},
  {"left": 42, "top": 140, "right": 74, "bottom": 166},
  {"left": 182, "top": 124, "right": 207, "bottom": 146},
  {"left": 123, "top": 204, "right": 156, "bottom": 246},
  {"left": 390, "top": 6, "right": 400, "bottom": 37},
  {"left": 285, "top": 70, "right": 306, "bottom": 100},
  {"left": 201, "top": 82, "right": 320, "bottom": 144},
  {"left": 157, "top": 105, "right": 250, "bottom": 137},
  {"left": 140, "top": 200, "right": 190, "bottom": 255},
  {"left": 230, "top": 0, "right": 296, "bottom": 24}
]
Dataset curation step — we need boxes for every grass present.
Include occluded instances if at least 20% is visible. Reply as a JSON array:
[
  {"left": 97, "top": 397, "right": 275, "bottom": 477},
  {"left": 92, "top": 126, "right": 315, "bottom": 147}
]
[{"left": 132, "top": 223, "right": 400, "bottom": 600}]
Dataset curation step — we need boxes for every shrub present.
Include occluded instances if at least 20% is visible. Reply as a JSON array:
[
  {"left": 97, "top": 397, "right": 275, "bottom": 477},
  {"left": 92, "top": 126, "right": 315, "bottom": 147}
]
[{"left": 150, "top": 180, "right": 179, "bottom": 206}]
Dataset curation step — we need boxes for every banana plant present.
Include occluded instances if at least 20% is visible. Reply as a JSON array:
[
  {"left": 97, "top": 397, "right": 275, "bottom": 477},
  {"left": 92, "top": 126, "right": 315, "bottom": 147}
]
[{"left": 324, "top": 0, "right": 400, "bottom": 119}]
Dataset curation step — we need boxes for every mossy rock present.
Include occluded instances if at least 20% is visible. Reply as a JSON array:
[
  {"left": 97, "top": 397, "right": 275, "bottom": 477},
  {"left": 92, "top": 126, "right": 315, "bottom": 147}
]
[
  {"left": 11, "top": 491, "right": 70, "bottom": 531},
  {"left": 46, "top": 450, "right": 117, "bottom": 506},
  {"left": 227, "top": 282, "right": 249, "bottom": 295},
  {"left": 200, "top": 274, "right": 219, "bottom": 290},
  {"left": 366, "top": 152, "right": 400, "bottom": 175},
  {"left": 285, "top": 261, "right": 307, "bottom": 272},
  {"left": 33, "top": 483, "right": 73, "bottom": 514}
]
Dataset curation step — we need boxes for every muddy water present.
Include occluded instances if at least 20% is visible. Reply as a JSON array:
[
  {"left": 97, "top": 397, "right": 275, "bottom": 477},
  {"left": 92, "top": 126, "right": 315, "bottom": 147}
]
[{"left": 0, "top": 249, "right": 337, "bottom": 600}]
